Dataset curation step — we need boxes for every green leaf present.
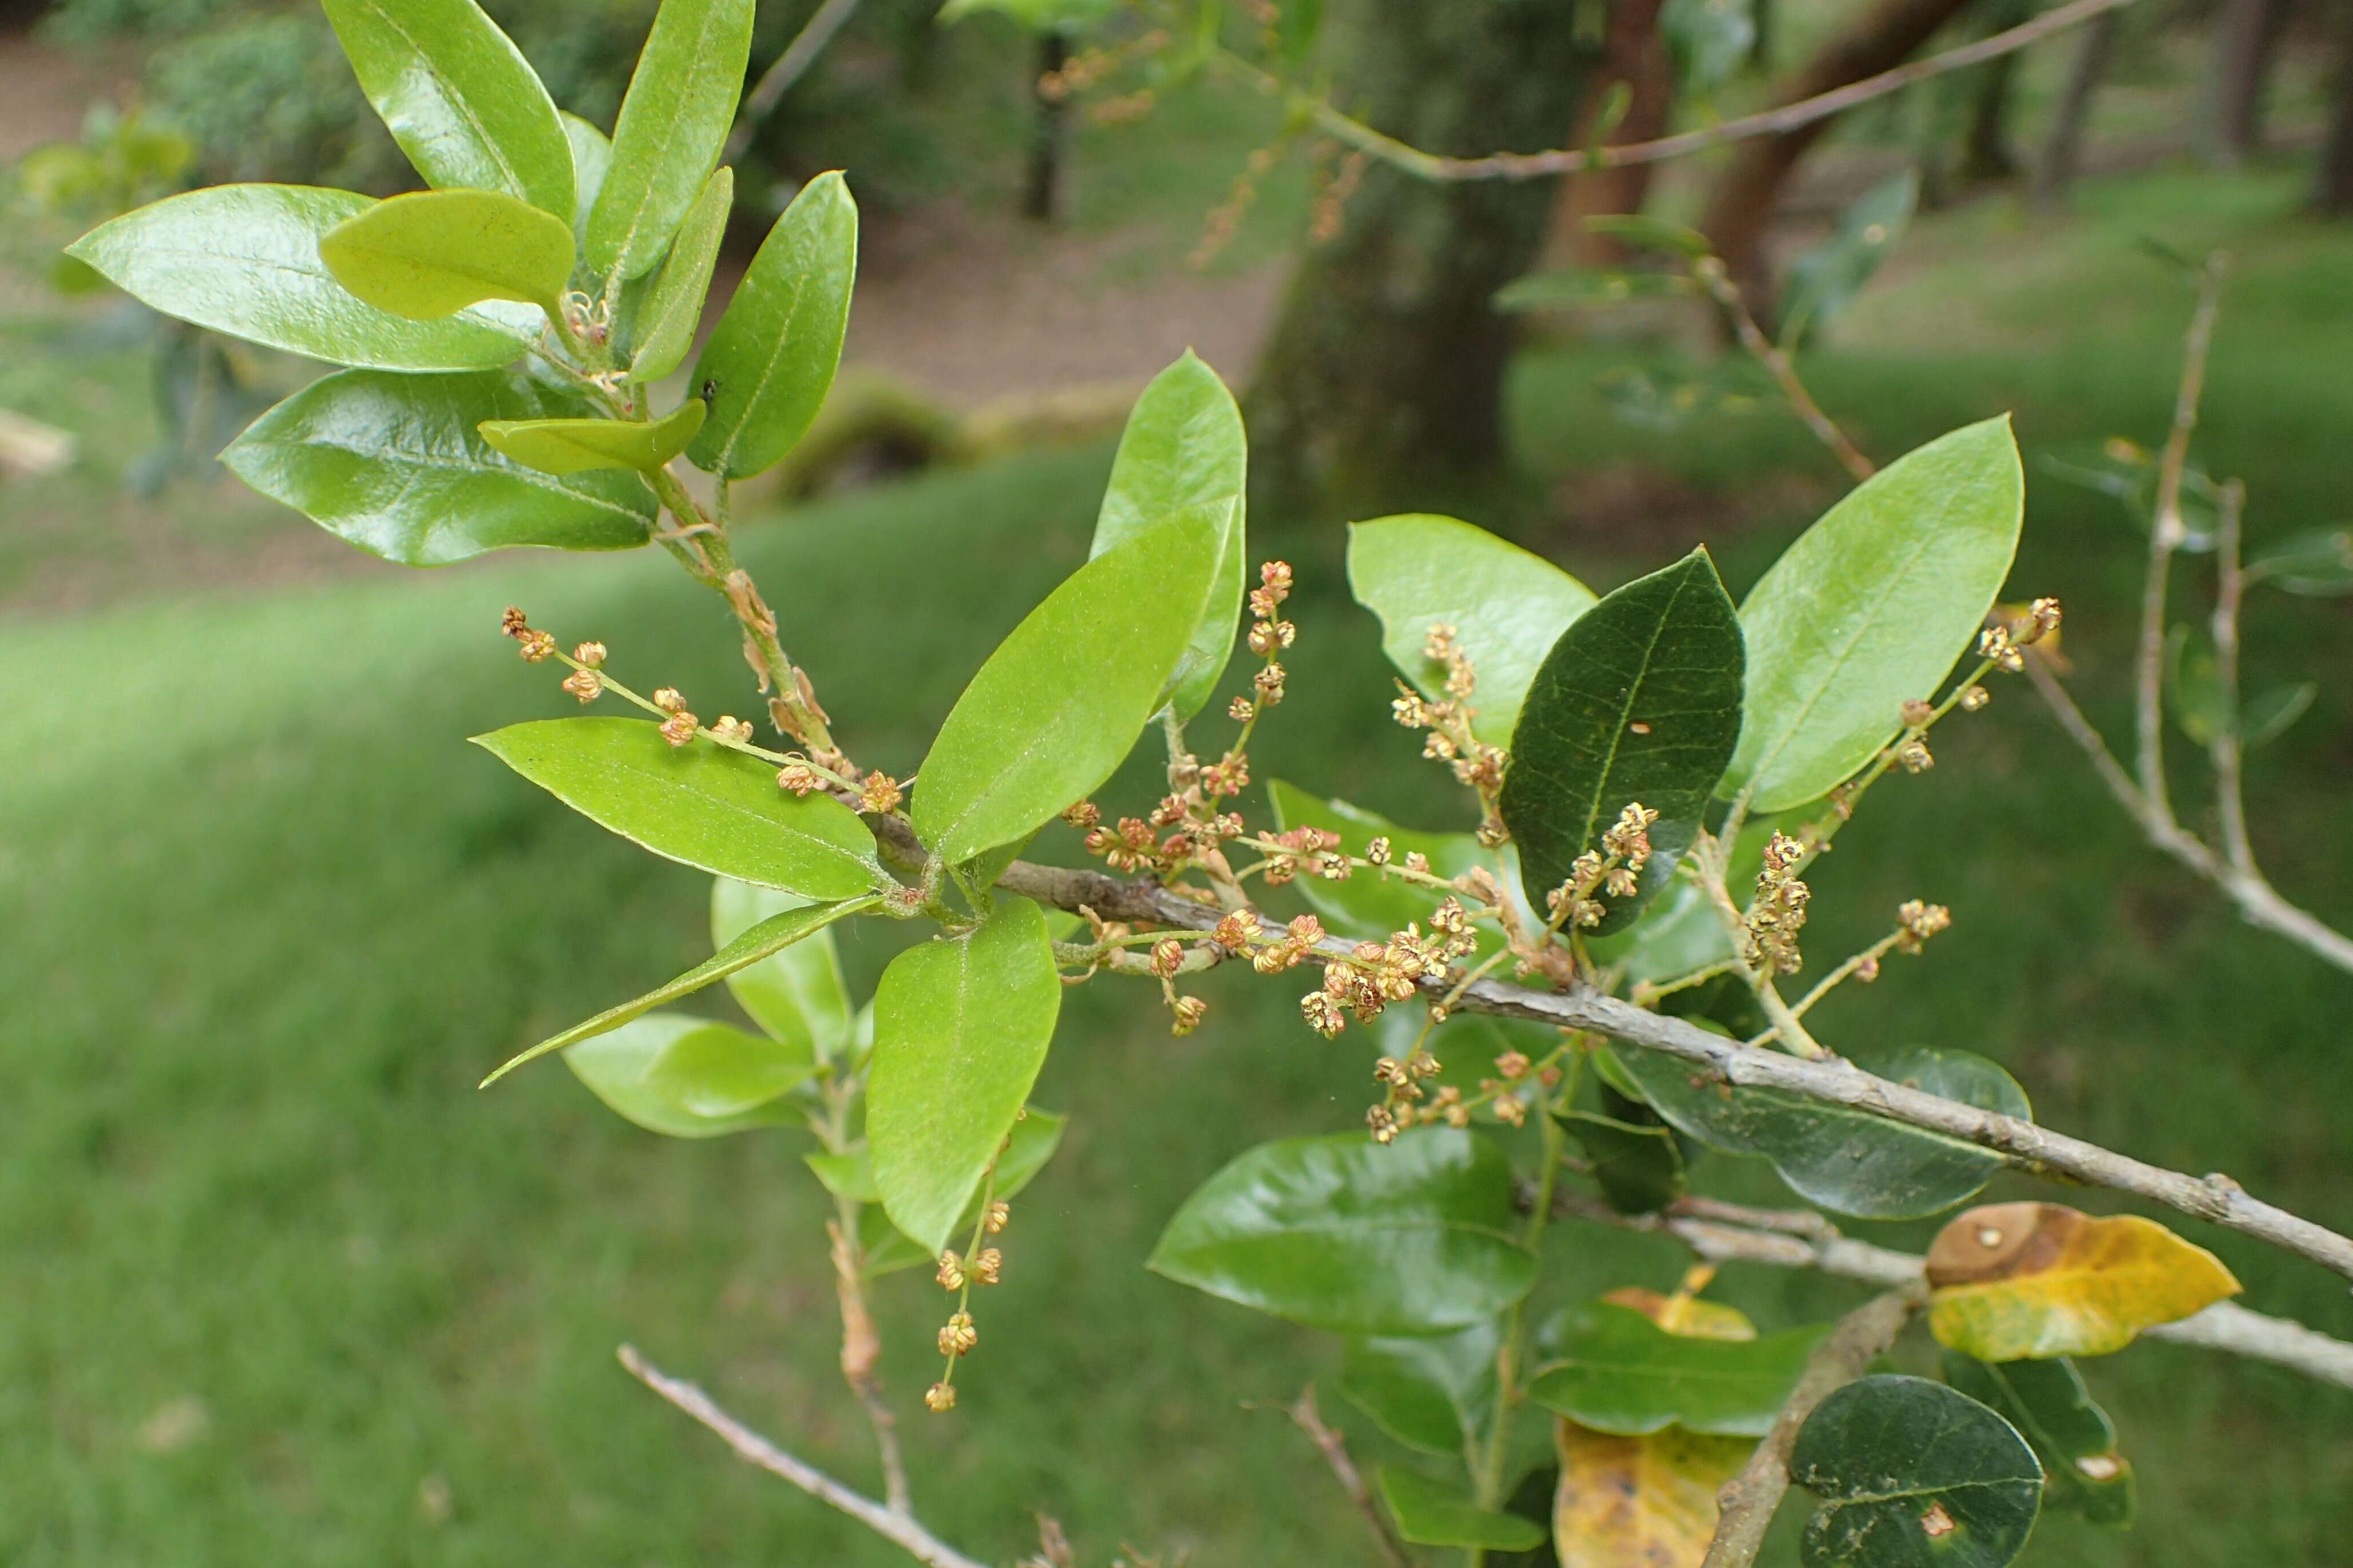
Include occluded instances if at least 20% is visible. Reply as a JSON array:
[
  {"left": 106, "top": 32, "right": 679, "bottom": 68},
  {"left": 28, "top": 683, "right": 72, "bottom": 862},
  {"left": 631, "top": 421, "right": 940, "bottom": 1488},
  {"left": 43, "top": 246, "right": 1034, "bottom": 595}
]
[
  {"left": 480, "top": 398, "right": 706, "bottom": 475},
  {"left": 1721, "top": 418, "right": 2023, "bottom": 812},
  {"left": 837, "top": 1109, "right": 1067, "bottom": 1276},
  {"left": 221, "top": 368, "right": 655, "bottom": 565},
  {"left": 2243, "top": 681, "right": 2317, "bottom": 748},
  {"left": 2164, "top": 623, "right": 2228, "bottom": 746},
  {"left": 1378, "top": 1467, "right": 1547, "bottom": 1553},
  {"left": 867, "top": 898, "right": 1061, "bottom": 1253},
  {"left": 2247, "top": 525, "right": 2353, "bottom": 594},
  {"left": 937, "top": 0, "right": 1123, "bottom": 26},
  {"left": 1528, "top": 1302, "right": 1826, "bottom": 1437},
  {"left": 320, "top": 188, "right": 574, "bottom": 320},
  {"left": 686, "top": 171, "right": 857, "bottom": 478},
  {"left": 1581, "top": 213, "right": 1714, "bottom": 258},
  {"left": 1780, "top": 170, "right": 1916, "bottom": 344},
  {"left": 1556, "top": 1082, "right": 1686, "bottom": 1216},
  {"left": 1089, "top": 351, "right": 1247, "bottom": 721},
  {"left": 1793, "top": 1375, "right": 2042, "bottom": 1568},
  {"left": 712, "top": 878, "right": 853, "bottom": 1059},
  {"left": 1661, "top": 0, "right": 1756, "bottom": 93},
  {"left": 1494, "top": 268, "right": 1696, "bottom": 312},
  {"left": 1340, "top": 1320, "right": 1501, "bottom": 1455},
  {"left": 1940, "top": 1352, "right": 2133, "bottom": 1528},
  {"left": 561, "top": 112, "right": 612, "bottom": 239},
  {"left": 1349, "top": 515, "right": 1598, "bottom": 747},
  {"left": 322, "top": 0, "right": 574, "bottom": 219},
  {"left": 1266, "top": 779, "right": 1492, "bottom": 943},
  {"left": 486, "top": 898, "right": 873, "bottom": 1084},
  {"left": 587, "top": 0, "right": 755, "bottom": 280},
  {"left": 1500, "top": 547, "right": 1744, "bottom": 935},
  {"left": 1277, "top": 0, "right": 1324, "bottom": 62},
  {"left": 912, "top": 516, "right": 1222, "bottom": 865},
  {"left": 1607, "top": 1042, "right": 2031, "bottom": 1220},
  {"left": 564, "top": 1013, "right": 808, "bottom": 1137},
  {"left": 472, "top": 717, "right": 885, "bottom": 896},
  {"left": 631, "top": 165, "right": 732, "bottom": 383},
  {"left": 66, "top": 185, "right": 540, "bottom": 371},
  {"left": 1148, "top": 1128, "right": 1536, "bottom": 1336}
]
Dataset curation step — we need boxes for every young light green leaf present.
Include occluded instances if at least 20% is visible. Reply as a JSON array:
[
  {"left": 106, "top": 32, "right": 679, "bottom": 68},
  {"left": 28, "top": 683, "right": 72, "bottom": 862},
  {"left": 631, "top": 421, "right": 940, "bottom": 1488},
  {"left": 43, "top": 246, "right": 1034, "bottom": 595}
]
[
  {"left": 631, "top": 165, "right": 732, "bottom": 383},
  {"left": 587, "top": 0, "right": 755, "bottom": 279},
  {"left": 686, "top": 171, "right": 857, "bottom": 478},
  {"left": 1721, "top": 418, "right": 2023, "bottom": 812},
  {"left": 1608, "top": 1042, "right": 2032, "bottom": 1220},
  {"left": 222, "top": 368, "right": 654, "bottom": 564},
  {"left": 1940, "top": 1352, "right": 2133, "bottom": 1528},
  {"left": 472, "top": 717, "right": 885, "bottom": 897},
  {"left": 1581, "top": 212, "right": 1714, "bottom": 258},
  {"left": 1529, "top": 1302, "right": 1827, "bottom": 1437},
  {"left": 1088, "top": 350, "right": 1247, "bottom": 721},
  {"left": 322, "top": 0, "right": 574, "bottom": 219},
  {"left": 1500, "top": 547, "right": 1744, "bottom": 936},
  {"left": 867, "top": 897, "right": 1061, "bottom": 1252},
  {"left": 1266, "top": 779, "right": 1495, "bottom": 944},
  {"left": 2247, "top": 525, "right": 2353, "bottom": 594},
  {"left": 912, "top": 515, "right": 1222, "bottom": 865},
  {"left": 1792, "top": 1376, "right": 2043, "bottom": 1568},
  {"left": 480, "top": 398, "right": 706, "bottom": 475},
  {"left": 565, "top": 1013, "right": 810, "bottom": 1138},
  {"left": 1148, "top": 1128, "right": 1537, "bottom": 1336},
  {"left": 320, "top": 188, "right": 576, "bottom": 319},
  {"left": 486, "top": 897, "right": 873, "bottom": 1084},
  {"left": 1780, "top": 170, "right": 1918, "bottom": 344},
  {"left": 66, "top": 185, "right": 540, "bottom": 370},
  {"left": 2243, "top": 681, "right": 2317, "bottom": 748},
  {"left": 1340, "top": 1320, "right": 1501, "bottom": 1456},
  {"left": 2164, "top": 623, "right": 2228, "bottom": 745},
  {"left": 1348, "top": 514, "right": 1597, "bottom": 745},
  {"left": 561, "top": 112, "right": 612, "bottom": 239},
  {"left": 1377, "top": 1468, "right": 1547, "bottom": 1553},
  {"left": 712, "top": 878, "right": 853, "bottom": 1059}
]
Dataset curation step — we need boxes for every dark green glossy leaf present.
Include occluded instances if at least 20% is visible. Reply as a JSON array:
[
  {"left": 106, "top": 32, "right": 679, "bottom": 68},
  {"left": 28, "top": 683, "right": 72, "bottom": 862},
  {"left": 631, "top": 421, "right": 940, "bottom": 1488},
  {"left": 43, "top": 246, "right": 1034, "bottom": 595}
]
[
  {"left": 561, "top": 112, "right": 611, "bottom": 239},
  {"left": 472, "top": 717, "right": 885, "bottom": 896},
  {"left": 1941, "top": 1352, "right": 2132, "bottom": 1528},
  {"left": 868, "top": 898, "right": 1061, "bottom": 1253},
  {"left": 1608, "top": 1042, "right": 2031, "bottom": 1220},
  {"left": 1528, "top": 1302, "right": 1825, "bottom": 1437},
  {"left": 564, "top": 1013, "right": 808, "bottom": 1137},
  {"left": 1348, "top": 514, "right": 1597, "bottom": 746},
  {"left": 2247, "top": 525, "right": 2353, "bottom": 594},
  {"left": 712, "top": 878, "right": 854, "bottom": 1059},
  {"left": 1340, "top": 1320, "right": 1501, "bottom": 1456},
  {"left": 1556, "top": 1084, "right": 1686, "bottom": 1216},
  {"left": 1494, "top": 268, "right": 1696, "bottom": 312},
  {"left": 631, "top": 165, "right": 731, "bottom": 383},
  {"left": 1378, "top": 1467, "right": 1547, "bottom": 1553},
  {"left": 1089, "top": 350, "right": 1247, "bottom": 721},
  {"left": 686, "top": 171, "right": 857, "bottom": 477},
  {"left": 1722, "top": 418, "right": 2023, "bottom": 812},
  {"left": 586, "top": 0, "right": 754, "bottom": 280},
  {"left": 222, "top": 368, "right": 655, "bottom": 564},
  {"left": 320, "top": 188, "right": 575, "bottom": 318},
  {"left": 912, "top": 516, "right": 1222, "bottom": 865},
  {"left": 1781, "top": 171, "right": 1916, "bottom": 343},
  {"left": 1266, "top": 779, "right": 1491, "bottom": 943},
  {"left": 838, "top": 1109, "right": 1067, "bottom": 1276},
  {"left": 1793, "top": 1375, "right": 2043, "bottom": 1568},
  {"left": 323, "top": 0, "right": 574, "bottom": 217},
  {"left": 1501, "top": 547, "right": 1743, "bottom": 936},
  {"left": 480, "top": 398, "right": 705, "bottom": 475},
  {"left": 66, "top": 185, "right": 540, "bottom": 370},
  {"left": 1148, "top": 1127, "right": 1536, "bottom": 1336}
]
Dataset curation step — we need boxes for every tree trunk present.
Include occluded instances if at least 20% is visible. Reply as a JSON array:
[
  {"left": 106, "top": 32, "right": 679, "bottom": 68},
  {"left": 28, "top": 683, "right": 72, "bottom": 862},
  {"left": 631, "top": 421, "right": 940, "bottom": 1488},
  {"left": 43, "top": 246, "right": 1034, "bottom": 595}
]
[
  {"left": 1959, "top": 50, "right": 2022, "bottom": 181},
  {"left": 1698, "top": 0, "right": 1979, "bottom": 315},
  {"left": 2201, "top": 0, "right": 2292, "bottom": 168},
  {"left": 1248, "top": 0, "right": 1594, "bottom": 515},
  {"left": 1549, "top": 0, "right": 1675, "bottom": 264},
  {"left": 2032, "top": 8, "right": 2121, "bottom": 207},
  {"left": 1022, "top": 30, "right": 1071, "bottom": 223},
  {"left": 2316, "top": 0, "right": 2353, "bottom": 215}
]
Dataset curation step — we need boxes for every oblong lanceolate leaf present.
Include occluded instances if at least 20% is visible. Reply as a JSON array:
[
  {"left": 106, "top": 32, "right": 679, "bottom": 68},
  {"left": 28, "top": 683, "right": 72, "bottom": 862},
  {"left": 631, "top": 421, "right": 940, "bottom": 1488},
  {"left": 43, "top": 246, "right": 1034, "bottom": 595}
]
[
  {"left": 1609, "top": 1041, "right": 2031, "bottom": 1221},
  {"left": 323, "top": 0, "right": 575, "bottom": 218},
  {"left": 1349, "top": 515, "right": 1598, "bottom": 746},
  {"left": 1501, "top": 547, "right": 1743, "bottom": 935},
  {"left": 321, "top": 188, "right": 575, "bottom": 319},
  {"left": 480, "top": 398, "right": 705, "bottom": 475},
  {"left": 1340, "top": 1320, "right": 1502, "bottom": 1456},
  {"left": 562, "top": 112, "right": 612, "bottom": 239},
  {"left": 867, "top": 897, "right": 1061, "bottom": 1252},
  {"left": 1377, "top": 1468, "right": 1546, "bottom": 1553},
  {"left": 913, "top": 515, "right": 1222, "bottom": 866},
  {"left": 473, "top": 717, "right": 885, "bottom": 896},
  {"left": 712, "top": 878, "right": 853, "bottom": 1060},
  {"left": 587, "top": 0, "right": 755, "bottom": 280},
  {"left": 1940, "top": 1352, "right": 2133, "bottom": 1527},
  {"left": 1089, "top": 350, "right": 1247, "bottom": 721},
  {"left": 1554, "top": 1423, "right": 1753, "bottom": 1568},
  {"left": 1792, "top": 1375, "right": 2043, "bottom": 1568},
  {"left": 1528, "top": 1302, "right": 1826, "bottom": 1438},
  {"left": 66, "top": 185, "right": 540, "bottom": 370},
  {"left": 631, "top": 165, "right": 732, "bottom": 383},
  {"left": 224, "top": 368, "right": 655, "bottom": 564},
  {"left": 1148, "top": 1128, "right": 1536, "bottom": 1336},
  {"left": 1924, "top": 1202, "right": 2241, "bottom": 1361},
  {"left": 686, "top": 171, "right": 857, "bottom": 478},
  {"left": 564, "top": 1012, "right": 810, "bottom": 1138},
  {"left": 1721, "top": 417, "right": 2023, "bottom": 812}
]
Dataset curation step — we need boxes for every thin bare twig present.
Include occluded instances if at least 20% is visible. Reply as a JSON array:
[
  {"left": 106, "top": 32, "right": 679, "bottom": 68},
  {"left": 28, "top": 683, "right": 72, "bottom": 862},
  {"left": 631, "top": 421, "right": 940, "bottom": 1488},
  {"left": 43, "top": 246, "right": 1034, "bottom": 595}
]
[
  {"left": 1285, "top": 1386, "right": 1422, "bottom": 1568},
  {"left": 2209, "top": 479, "right": 2256, "bottom": 875},
  {"left": 1694, "top": 257, "right": 1875, "bottom": 483},
  {"left": 2137, "top": 257, "right": 2226, "bottom": 824},
  {"left": 619, "top": 1345, "right": 989, "bottom": 1568},
  {"left": 724, "top": 0, "right": 867, "bottom": 165}
]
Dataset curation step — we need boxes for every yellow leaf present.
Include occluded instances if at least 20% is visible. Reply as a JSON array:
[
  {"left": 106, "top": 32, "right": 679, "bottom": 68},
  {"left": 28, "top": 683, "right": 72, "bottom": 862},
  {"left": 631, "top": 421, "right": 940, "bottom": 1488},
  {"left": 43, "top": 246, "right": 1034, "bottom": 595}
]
[
  {"left": 1601, "top": 1286, "right": 1757, "bottom": 1343},
  {"left": 1553, "top": 1422, "right": 1752, "bottom": 1568},
  {"left": 1926, "top": 1201, "right": 2241, "bottom": 1361}
]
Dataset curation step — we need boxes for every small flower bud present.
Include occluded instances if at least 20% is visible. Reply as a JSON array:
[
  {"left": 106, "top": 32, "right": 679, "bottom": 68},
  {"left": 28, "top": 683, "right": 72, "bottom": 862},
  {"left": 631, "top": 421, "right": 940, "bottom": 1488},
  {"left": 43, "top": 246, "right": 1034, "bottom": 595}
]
[
  {"left": 925, "top": 1382, "right": 957, "bottom": 1412},
  {"left": 985, "top": 1201, "right": 1010, "bottom": 1234},
  {"left": 1061, "top": 800, "right": 1101, "bottom": 829},
  {"left": 777, "top": 763, "right": 822, "bottom": 796},
  {"left": 972, "top": 1249, "right": 1003, "bottom": 1285},
  {"left": 935, "top": 1251, "right": 965, "bottom": 1291},
  {"left": 560, "top": 668, "right": 603, "bottom": 702},
  {"left": 659, "top": 711, "right": 698, "bottom": 747},
  {"left": 1171, "top": 995, "right": 1207, "bottom": 1035},
  {"left": 1960, "top": 684, "right": 1991, "bottom": 712},
  {"left": 938, "top": 1312, "right": 978, "bottom": 1356},
  {"left": 517, "top": 629, "right": 557, "bottom": 662},
  {"left": 1366, "top": 1105, "right": 1399, "bottom": 1144},
  {"left": 572, "top": 641, "right": 607, "bottom": 669},
  {"left": 652, "top": 688, "right": 687, "bottom": 714},
  {"left": 1495, "top": 1051, "right": 1530, "bottom": 1081},
  {"left": 1896, "top": 738, "right": 1933, "bottom": 773},
  {"left": 859, "top": 772, "right": 906, "bottom": 815},
  {"left": 1900, "top": 697, "right": 1934, "bottom": 727}
]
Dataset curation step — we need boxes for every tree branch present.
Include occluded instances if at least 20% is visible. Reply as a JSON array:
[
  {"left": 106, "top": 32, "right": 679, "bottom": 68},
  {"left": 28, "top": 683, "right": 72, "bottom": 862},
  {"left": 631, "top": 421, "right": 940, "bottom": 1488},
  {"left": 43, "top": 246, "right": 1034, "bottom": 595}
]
[
  {"left": 2136, "top": 256, "right": 2225, "bottom": 825},
  {"left": 619, "top": 1345, "right": 989, "bottom": 1568},
  {"left": 1693, "top": 258, "right": 1875, "bottom": 483},
  {"left": 1284, "top": 1386, "right": 1423, "bottom": 1568}
]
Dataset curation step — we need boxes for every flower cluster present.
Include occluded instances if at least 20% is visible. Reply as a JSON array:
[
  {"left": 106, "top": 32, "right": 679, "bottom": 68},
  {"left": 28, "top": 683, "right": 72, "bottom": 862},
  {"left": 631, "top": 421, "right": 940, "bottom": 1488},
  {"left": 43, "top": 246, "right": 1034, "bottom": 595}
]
[
  {"left": 1894, "top": 898, "right": 1953, "bottom": 954},
  {"left": 1978, "top": 596, "right": 2063, "bottom": 674},
  {"left": 1366, "top": 1038, "right": 1553, "bottom": 1142},
  {"left": 1300, "top": 906, "right": 1479, "bottom": 1039},
  {"left": 1542, "top": 803, "right": 1659, "bottom": 931},
  {"left": 1390, "top": 625, "right": 1510, "bottom": 843},
  {"left": 1744, "top": 831, "right": 1812, "bottom": 975}
]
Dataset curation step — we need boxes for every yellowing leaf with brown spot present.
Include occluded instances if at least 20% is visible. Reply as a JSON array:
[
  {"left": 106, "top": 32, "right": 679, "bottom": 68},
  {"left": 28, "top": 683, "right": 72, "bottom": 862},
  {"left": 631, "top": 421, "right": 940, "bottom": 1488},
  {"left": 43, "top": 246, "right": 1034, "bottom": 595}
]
[
  {"left": 1925, "top": 1201, "right": 2241, "bottom": 1361},
  {"left": 1553, "top": 1422, "right": 1752, "bottom": 1568},
  {"left": 1602, "top": 1287, "right": 1757, "bottom": 1343}
]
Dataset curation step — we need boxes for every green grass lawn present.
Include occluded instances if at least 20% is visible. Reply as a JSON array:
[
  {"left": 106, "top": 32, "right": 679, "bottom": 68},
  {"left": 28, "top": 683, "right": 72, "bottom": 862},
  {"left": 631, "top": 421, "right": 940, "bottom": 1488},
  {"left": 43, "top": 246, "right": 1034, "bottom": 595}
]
[{"left": 6, "top": 164, "right": 2353, "bottom": 1566}]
